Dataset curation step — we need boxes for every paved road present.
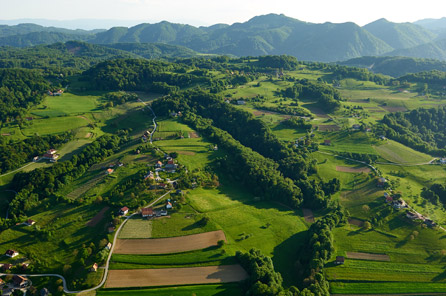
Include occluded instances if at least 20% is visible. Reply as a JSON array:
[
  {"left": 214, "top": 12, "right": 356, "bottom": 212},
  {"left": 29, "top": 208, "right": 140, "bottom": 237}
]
[
  {"left": 0, "top": 190, "right": 172, "bottom": 294},
  {"left": 0, "top": 162, "right": 34, "bottom": 178},
  {"left": 138, "top": 98, "right": 157, "bottom": 144}
]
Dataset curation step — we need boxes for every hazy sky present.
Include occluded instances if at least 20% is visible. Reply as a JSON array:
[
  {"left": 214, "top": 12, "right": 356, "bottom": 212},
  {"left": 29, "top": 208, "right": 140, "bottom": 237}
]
[{"left": 1, "top": 0, "right": 445, "bottom": 28}]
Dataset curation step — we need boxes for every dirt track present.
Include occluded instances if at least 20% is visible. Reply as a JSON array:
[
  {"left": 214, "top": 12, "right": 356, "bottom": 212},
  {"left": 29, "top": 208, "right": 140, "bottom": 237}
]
[
  {"left": 336, "top": 166, "right": 371, "bottom": 173},
  {"left": 302, "top": 208, "right": 315, "bottom": 223},
  {"left": 114, "top": 230, "right": 226, "bottom": 254},
  {"left": 105, "top": 265, "right": 248, "bottom": 288},
  {"left": 86, "top": 207, "right": 109, "bottom": 227},
  {"left": 347, "top": 252, "right": 390, "bottom": 261}
]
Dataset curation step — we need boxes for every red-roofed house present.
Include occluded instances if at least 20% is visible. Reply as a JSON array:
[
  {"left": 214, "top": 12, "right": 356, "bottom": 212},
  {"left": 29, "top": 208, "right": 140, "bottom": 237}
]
[
  {"left": 91, "top": 263, "right": 98, "bottom": 272},
  {"left": 5, "top": 249, "right": 19, "bottom": 257},
  {"left": 106, "top": 168, "right": 114, "bottom": 175},
  {"left": 25, "top": 219, "right": 36, "bottom": 226},
  {"left": 166, "top": 202, "right": 173, "bottom": 209},
  {"left": 120, "top": 207, "right": 129, "bottom": 215},
  {"left": 141, "top": 207, "right": 154, "bottom": 218}
]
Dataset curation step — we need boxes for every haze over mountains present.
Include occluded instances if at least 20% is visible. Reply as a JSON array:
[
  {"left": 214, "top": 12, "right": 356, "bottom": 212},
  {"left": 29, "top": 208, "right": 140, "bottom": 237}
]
[{"left": 1, "top": 14, "right": 446, "bottom": 62}]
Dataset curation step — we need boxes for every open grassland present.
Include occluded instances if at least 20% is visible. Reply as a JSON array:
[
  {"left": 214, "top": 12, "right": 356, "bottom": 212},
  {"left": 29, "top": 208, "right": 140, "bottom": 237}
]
[
  {"left": 155, "top": 138, "right": 221, "bottom": 171},
  {"left": 186, "top": 184, "right": 308, "bottom": 287},
  {"left": 32, "top": 93, "right": 100, "bottom": 117},
  {"left": 118, "top": 218, "right": 152, "bottom": 239},
  {"left": 21, "top": 116, "right": 89, "bottom": 136},
  {"left": 97, "top": 283, "right": 243, "bottom": 296},
  {"left": 374, "top": 139, "right": 433, "bottom": 164},
  {"left": 109, "top": 248, "right": 236, "bottom": 270},
  {"left": 330, "top": 282, "right": 446, "bottom": 294},
  {"left": 326, "top": 221, "right": 446, "bottom": 289},
  {"left": 318, "top": 130, "right": 379, "bottom": 155},
  {"left": 0, "top": 203, "right": 108, "bottom": 272},
  {"left": 104, "top": 265, "right": 248, "bottom": 288},
  {"left": 151, "top": 210, "right": 220, "bottom": 238}
]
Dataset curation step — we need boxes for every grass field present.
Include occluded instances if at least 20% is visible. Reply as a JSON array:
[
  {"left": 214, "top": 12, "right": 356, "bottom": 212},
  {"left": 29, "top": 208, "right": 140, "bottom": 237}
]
[
  {"left": 330, "top": 282, "right": 446, "bottom": 294},
  {"left": 110, "top": 248, "right": 236, "bottom": 270},
  {"left": 374, "top": 139, "right": 433, "bottom": 164},
  {"left": 97, "top": 283, "right": 243, "bottom": 296},
  {"left": 21, "top": 116, "right": 89, "bottom": 136},
  {"left": 119, "top": 218, "right": 152, "bottom": 239},
  {"left": 186, "top": 184, "right": 308, "bottom": 287},
  {"left": 32, "top": 93, "right": 100, "bottom": 117}
]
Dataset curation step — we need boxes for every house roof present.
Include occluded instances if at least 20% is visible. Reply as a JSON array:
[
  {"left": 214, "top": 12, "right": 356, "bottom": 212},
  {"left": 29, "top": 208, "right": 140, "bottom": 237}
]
[
  {"left": 142, "top": 207, "right": 153, "bottom": 215},
  {"left": 13, "top": 275, "right": 27, "bottom": 285},
  {"left": 106, "top": 168, "right": 114, "bottom": 173},
  {"left": 121, "top": 206, "right": 129, "bottom": 212},
  {"left": 3, "top": 263, "right": 12, "bottom": 269},
  {"left": 6, "top": 249, "right": 17, "bottom": 256},
  {"left": 26, "top": 219, "right": 35, "bottom": 224}
]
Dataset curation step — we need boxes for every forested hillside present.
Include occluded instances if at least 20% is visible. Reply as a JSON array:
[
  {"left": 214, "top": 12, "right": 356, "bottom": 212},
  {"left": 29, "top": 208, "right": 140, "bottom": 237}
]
[
  {"left": 380, "top": 106, "right": 446, "bottom": 155},
  {"left": 0, "top": 68, "right": 49, "bottom": 122}
]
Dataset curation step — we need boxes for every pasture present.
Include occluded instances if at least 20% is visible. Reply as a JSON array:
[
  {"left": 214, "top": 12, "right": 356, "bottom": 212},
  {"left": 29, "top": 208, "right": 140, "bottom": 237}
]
[
  {"left": 374, "top": 139, "right": 433, "bottom": 164},
  {"left": 33, "top": 93, "right": 100, "bottom": 117},
  {"left": 21, "top": 116, "right": 89, "bottom": 136}
]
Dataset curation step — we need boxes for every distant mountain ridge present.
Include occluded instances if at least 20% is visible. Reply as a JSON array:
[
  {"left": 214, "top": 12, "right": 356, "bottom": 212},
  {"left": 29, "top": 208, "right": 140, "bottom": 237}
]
[{"left": 1, "top": 14, "right": 446, "bottom": 62}]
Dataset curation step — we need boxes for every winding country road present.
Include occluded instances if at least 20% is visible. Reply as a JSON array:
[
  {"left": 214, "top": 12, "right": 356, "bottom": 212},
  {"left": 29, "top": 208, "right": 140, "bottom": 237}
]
[{"left": 0, "top": 190, "right": 172, "bottom": 294}]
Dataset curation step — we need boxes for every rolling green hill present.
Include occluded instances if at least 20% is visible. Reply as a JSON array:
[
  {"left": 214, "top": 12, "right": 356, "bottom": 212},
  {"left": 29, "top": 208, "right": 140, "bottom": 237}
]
[
  {"left": 103, "top": 42, "right": 199, "bottom": 58},
  {"left": 363, "top": 18, "right": 436, "bottom": 50},
  {"left": 339, "top": 56, "right": 446, "bottom": 77}
]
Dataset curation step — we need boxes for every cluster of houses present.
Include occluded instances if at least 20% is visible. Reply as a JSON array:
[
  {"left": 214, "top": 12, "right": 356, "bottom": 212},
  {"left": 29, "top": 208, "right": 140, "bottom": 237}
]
[
  {"left": 384, "top": 192, "right": 438, "bottom": 228},
  {"left": 141, "top": 200, "right": 173, "bottom": 219},
  {"left": 47, "top": 89, "right": 64, "bottom": 96}
]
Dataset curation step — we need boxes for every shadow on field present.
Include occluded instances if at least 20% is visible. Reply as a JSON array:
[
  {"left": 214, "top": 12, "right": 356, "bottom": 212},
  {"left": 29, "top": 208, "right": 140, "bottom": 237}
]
[{"left": 272, "top": 231, "right": 307, "bottom": 287}]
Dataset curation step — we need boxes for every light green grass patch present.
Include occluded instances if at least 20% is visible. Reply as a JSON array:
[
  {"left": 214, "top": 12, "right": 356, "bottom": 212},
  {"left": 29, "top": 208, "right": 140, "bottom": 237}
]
[
  {"left": 374, "top": 139, "right": 433, "bottom": 164},
  {"left": 97, "top": 283, "right": 243, "bottom": 296},
  {"left": 21, "top": 116, "right": 89, "bottom": 136},
  {"left": 33, "top": 93, "right": 99, "bottom": 117},
  {"left": 330, "top": 282, "right": 446, "bottom": 294},
  {"left": 119, "top": 218, "right": 152, "bottom": 239}
]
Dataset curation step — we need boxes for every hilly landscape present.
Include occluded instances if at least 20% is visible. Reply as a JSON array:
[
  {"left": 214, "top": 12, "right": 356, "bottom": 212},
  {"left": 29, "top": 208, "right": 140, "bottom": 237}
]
[
  {"left": 3, "top": 9, "right": 446, "bottom": 296},
  {"left": 3, "top": 14, "right": 446, "bottom": 62}
]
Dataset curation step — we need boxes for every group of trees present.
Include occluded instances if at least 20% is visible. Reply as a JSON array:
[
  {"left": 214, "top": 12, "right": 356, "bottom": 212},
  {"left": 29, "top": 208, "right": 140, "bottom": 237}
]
[
  {"left": 421, "top": 183, "right": 446, "bottom": 206},
  {"left": 0, "top": 68, "right": 50, "bottom": 123},
  {"left": 82, "top": 59, "right": 210, "bottom": 94},
  {"left": 8, "top": 134, "right": 127, "bottom": 218},
  {"left": 380, "top": 106, "right": 446, "bottom": 156},
  {"left": 152, "top": 89, "right": 340, "bottom": 210},
  {"left": 281, "top": 80, "right": 342, "bottom": 112},
  {"left": 296, "top": 208, "right": 347, "bottom": 295},
  {"left": 0, "top": 133, "right": 72, "bottom": 174}
]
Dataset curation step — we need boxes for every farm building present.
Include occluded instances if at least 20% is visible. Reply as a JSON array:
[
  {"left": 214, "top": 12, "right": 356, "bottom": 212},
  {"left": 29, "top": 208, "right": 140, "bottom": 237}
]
[
  {"left": 119, "top": 207, "right": 129, "bottom": 216},
  {"left": 106, "top": 168, "right": 114, "bottom": 175},
  {"left": 25, "top": 219, "right": 36, "bottom": 226},
  {"left": 5, "top": 249, "right": 19, "bottom": 257},
  {"left": 13, "top": 275, "right": 29, "bottom": 288},
  {"left": 335, "top": 256, "right": 345, "bottom": 265},
  {"left": 105, "top": 242, "right": 112, "bottom": 250},
  {"left": 166, "top": 202, "right": 173, "bottom": 209},
  {"left": 42, "top": 149, "right": 59, "bottom": 162},
  {"left": 377, "top": 177, "right": 387, "bottom": 187},
  {"left": 425, "top": 219, "right": 437, "bottom": 228},
  {"left": 392, "top": 199, "right": 407, "bottom": 210},
  {"left": 155, "top": 161, "right": 163, "bottom": 168},
  {"left": 141, "top": 207, "right": 154, "bottom": 218},
  {"left": 91, "top": 263, "right": 98, "bottom": 272}
]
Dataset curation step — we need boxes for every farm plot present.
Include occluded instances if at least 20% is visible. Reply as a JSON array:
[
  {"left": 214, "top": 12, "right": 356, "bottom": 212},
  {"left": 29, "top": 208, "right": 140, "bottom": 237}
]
[
  {"left": 347, "top": 252, "right": 390, "bottom": 261},
  {"left": 119, "top": 218, "right": 152, "bottom": 239},
  {"left": 105, "top": 265, "right": 248, "bottom": 288},
  {"left": 114, "top": 230, "right": 226, "bottom": 254},
  {"left": 336, "top": 166, "right": 371, "bottom": 173}
]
